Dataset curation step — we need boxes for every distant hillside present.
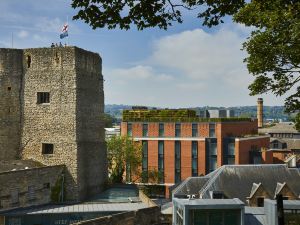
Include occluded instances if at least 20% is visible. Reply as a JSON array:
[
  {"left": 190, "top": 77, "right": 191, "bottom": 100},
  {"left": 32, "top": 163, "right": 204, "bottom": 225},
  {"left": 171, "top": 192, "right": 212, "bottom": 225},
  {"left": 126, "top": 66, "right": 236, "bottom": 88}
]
[{"left": 105, "top": 104, "right": 293, "bottom": 121}]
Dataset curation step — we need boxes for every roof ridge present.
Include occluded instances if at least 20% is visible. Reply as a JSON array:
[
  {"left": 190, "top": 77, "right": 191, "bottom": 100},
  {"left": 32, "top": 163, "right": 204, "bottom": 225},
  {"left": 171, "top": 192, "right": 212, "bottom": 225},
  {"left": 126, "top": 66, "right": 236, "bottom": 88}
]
[{"left": 199, "top": 166, "right": 226, "bottom": 198}]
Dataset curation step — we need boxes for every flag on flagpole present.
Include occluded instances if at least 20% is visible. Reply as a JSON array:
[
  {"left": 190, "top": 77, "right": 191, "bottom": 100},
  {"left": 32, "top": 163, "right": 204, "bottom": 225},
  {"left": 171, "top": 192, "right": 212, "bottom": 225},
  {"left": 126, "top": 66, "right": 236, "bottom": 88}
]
[{"left": 60, "top": 23, "right": 68, "bottom": 39}]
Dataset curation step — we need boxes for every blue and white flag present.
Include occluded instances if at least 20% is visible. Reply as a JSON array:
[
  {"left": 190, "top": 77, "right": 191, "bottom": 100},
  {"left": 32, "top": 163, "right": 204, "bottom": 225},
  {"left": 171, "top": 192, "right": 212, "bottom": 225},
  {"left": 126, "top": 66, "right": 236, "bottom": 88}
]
[{"left": 60, "top": 23, "right": 68, "bottom": 39}]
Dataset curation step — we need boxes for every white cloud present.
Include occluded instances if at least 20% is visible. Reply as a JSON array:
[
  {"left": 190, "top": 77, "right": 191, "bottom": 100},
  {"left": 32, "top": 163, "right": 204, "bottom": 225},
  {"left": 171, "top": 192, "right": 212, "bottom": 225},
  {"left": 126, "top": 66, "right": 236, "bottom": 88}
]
[
  {"left": 105, "top": 26, "right": 286, "bottom": 107},
  {"left": 109, "top": 65, "right": 174, "bottom": 82},
  {"left": 149, "top": 28, "right": 247, "bottom": 83},
  {"left": 17, "top": 30, "right": 29, "bottom": 38}
]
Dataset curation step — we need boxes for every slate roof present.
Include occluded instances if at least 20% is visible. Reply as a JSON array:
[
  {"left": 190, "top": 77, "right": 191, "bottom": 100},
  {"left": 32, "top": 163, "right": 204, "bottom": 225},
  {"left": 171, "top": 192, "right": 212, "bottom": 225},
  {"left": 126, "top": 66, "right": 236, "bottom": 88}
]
[
  {"left": 1, "top": 202, "right": 148, "bottom": 216},
  {"left": 259, "top": 123, "right": 298, "bottom": 134},
  {"left": 173, "top": 165, "right": 300, "bottom": 203},
  {"left": 0, "top": 160, "right": 44, "bottom": 173}
]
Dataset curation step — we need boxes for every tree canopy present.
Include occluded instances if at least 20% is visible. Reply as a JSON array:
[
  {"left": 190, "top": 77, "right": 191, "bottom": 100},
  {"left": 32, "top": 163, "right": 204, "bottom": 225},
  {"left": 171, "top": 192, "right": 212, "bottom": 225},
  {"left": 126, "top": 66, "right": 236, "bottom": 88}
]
[
  {"left": 71, "top": 0, "right": 246, "bottom": 30},
  {"left": 106, "top": 135, "right": 142, "bottom": 183},
  {"left": 233, "top": 1, "right": 300, "bottom": 116},
  {"left": 72, "top": 0, "right": 300, "bottom": 129}
]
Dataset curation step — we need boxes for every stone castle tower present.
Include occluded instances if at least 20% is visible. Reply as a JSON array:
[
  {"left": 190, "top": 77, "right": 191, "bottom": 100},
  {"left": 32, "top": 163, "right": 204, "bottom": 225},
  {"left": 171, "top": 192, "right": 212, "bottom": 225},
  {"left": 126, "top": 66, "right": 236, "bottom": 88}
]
[{"left": 0, "top": 47, "right": 107, "bottom": 201}]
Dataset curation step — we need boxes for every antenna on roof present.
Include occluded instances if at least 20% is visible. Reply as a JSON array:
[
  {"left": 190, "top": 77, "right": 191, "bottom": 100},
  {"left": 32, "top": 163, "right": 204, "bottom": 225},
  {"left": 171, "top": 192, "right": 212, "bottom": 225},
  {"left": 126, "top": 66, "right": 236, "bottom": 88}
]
[{"left": 11, "top": 32, "right": 14, "bottom": 48}]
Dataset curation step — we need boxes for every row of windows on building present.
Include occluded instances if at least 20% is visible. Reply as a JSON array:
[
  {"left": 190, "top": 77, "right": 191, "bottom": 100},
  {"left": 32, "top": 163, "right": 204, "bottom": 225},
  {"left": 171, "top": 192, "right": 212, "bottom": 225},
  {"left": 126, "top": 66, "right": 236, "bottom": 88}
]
[
  {"left": 270, "top": 133, "right": 300, "bottom": 139},
  {"left": 141, "top": 140, "right": 199, "bottom": 184},
  {"left": 140, "top": 139, "right": 239, "bottom": 183},
  {"left": 127, "top": 123, "right": 216, "bottom": 137}
]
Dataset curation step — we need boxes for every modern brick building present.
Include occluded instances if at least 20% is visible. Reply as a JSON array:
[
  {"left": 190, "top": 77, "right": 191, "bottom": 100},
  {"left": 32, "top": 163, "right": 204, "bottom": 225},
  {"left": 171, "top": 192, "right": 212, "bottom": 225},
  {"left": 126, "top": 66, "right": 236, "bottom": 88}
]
[{"left": 121, "top": 108, "right": 271, "bottom": 195}]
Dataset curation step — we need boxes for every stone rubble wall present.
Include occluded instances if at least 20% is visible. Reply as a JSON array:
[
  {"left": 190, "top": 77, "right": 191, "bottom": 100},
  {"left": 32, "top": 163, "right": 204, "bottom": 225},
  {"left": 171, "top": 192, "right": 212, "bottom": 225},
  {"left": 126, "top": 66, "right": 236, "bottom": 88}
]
[
  {"left": 0, "top": 47, "right": 107, "bottom": 201},
  {"left": 0, "top": 165, "right": 64, "bottom": 210},
  {"left": 0, "top": 49, "right": 23, "bottom": 160}
]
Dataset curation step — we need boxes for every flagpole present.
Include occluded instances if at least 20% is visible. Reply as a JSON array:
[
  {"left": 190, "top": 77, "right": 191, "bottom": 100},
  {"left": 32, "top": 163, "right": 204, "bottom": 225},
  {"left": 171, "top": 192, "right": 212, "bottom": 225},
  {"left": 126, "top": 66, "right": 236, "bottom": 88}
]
[
  {"left": 67, "top": 16, "right": 69, "bottom": 46},
  {"left": 11, "top": 32, "right": 14, "bottom": 48}
]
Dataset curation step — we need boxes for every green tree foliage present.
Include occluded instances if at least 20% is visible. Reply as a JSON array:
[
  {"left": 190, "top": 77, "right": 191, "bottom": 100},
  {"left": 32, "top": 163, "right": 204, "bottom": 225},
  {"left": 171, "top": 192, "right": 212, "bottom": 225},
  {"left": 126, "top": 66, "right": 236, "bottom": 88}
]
[
  {"left": 71, "top": 0, "right": 246, "bottom": 30},
  {"left": 294, "top": 113, "right": 300, "bottom": 132},
  {"left": 102, "top": 113, "right": 117, "bottom": 128},
  {"left": 233, "top": 1, "right": 300, "bottom": 130},
  {"left": 107, "top": 135, "right": 142, "bottom": 183},
  {"left": 72, "top": 1, "right": 300, "bottom": 129}
]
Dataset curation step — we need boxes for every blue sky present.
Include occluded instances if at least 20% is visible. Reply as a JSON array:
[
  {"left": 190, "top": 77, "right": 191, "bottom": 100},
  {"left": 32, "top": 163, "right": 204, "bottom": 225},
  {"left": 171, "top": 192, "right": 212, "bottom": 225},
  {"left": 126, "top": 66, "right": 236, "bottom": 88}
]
[{"left": 0, "top": 0, "right": 286, "bottom": 107}]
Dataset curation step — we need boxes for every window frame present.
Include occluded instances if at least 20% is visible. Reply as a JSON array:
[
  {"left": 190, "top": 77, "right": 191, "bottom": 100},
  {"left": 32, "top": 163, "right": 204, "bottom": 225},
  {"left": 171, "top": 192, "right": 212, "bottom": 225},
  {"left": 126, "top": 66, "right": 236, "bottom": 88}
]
[
  {"left": 142, "top": 123, "right": 148, "bottom": 137},
  {"left": 175, "top": 141, "right": 181, "bottom": 183},
  {"left": 175, "top": 123, "right": 181, "bottom": 137},
  {"left": 158, "top": 141, "right": 164, "bottom": 183},
  {"left": 127, "top": 123, "right": 132, "bottom": 136},
  {"left": 192, "top": 123, "right": 198, "bottom": 137},
  {"left": 42, "top": 143, "right": 54, "bottom": 154},
  {"left": 159, "top": 123, "right": 164, "bottom": 137},
  {"left": 37, "top": 92, "right": 50, "bottom": 104},
  {"left": 192, "top": 141, "right": 198, "bottom": 176}
]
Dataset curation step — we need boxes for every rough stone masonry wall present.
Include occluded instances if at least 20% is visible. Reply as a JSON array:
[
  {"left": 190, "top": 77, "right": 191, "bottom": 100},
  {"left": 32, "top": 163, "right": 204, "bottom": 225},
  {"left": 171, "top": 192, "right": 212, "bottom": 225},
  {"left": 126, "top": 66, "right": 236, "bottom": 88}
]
[
  {"left": 74, "top": 48, "right": 107, "bottom": 200},
  {"left": 0, "top": 49, "right": 23, "bottom": 160},
  {"left": 21, "top": 47, "right": 80, "bottom": 200},
  {"left": 0, "top": 46, "right": 107, "bottom": 202},
  {"left": 0, "top": 165, "right": 64, "bottom": 210}
]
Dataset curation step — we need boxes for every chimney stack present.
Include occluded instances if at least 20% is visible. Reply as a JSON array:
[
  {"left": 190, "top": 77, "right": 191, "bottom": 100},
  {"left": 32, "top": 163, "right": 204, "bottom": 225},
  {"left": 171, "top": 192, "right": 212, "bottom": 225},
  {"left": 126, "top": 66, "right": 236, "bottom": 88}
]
[{"left": 257, "top": 98, "right": 263, "bottom": 128}]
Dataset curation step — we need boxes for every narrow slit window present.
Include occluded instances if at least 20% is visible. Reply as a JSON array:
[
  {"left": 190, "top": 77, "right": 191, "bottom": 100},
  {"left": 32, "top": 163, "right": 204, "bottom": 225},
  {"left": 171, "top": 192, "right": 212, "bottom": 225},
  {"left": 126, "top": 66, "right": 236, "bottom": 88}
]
[
  {"left": 27, "top": 55, "right": 31, "bottom": 68},
  {"left": 42, "top": 143, "right": 54, "bottom": 154},
  {"left": 37, "top": 92, "right": 50, "bottom": 104}
]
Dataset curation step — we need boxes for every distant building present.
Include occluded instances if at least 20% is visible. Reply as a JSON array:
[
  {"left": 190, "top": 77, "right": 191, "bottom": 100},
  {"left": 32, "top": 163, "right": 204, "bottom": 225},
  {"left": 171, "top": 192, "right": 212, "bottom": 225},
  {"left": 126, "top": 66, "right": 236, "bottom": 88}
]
[
  {"left": 121, "top": 108, "right": 270, "bottom": 197},
  {"left": 259, "top": 122, "right": 300, "bottom": 167},
  {"left": 105, "top": 125, "right": 121, "bottom": 139},
  {"left": 197, "top": 109, "right": 235, "bottom": 118}
]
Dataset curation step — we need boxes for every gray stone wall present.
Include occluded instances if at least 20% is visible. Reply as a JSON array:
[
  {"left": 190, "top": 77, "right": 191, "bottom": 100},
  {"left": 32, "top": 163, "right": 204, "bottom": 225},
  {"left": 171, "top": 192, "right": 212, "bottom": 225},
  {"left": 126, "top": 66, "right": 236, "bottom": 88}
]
[
  {"left": 0, "top": 165, "right": 64, "bottom": 210},
  {"left": 0, "top": 49, "right": 23, "bottom": 160},
  {"left": 74, "top": 48, "right": 107, "bottom": 199},
  {"left": 21, "top": 47, "right": 79, "bottom": 200},
  {"left": 20, "top": 47, "right": 106, "bottom": 201},
  {"left": 0, "top": 46, "right": 107, "bottom": 202}
]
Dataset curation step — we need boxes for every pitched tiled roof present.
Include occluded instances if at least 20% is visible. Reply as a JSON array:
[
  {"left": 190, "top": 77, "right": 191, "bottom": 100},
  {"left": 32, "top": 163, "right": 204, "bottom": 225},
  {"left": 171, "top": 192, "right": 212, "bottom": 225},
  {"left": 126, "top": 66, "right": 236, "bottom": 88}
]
[{"left": 173, "top": 165, "right": 300, "bottom": 203}]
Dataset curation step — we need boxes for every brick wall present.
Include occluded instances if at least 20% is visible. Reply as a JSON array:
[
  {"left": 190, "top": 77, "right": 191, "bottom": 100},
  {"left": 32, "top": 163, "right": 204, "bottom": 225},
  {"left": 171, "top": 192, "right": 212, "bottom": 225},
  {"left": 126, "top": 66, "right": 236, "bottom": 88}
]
[
  {"left": 262, "top": 150, "right": 273, "bottom": 164},
  {"left": 219, "top": 120, "right": 258, "bottom": 138},
  {"left": 198, "top": 140, "right": 206, "bottom": 176},
  {"left": 148, "top": 141, "right": 158, "bottom": 171},
  {"left": 148, "top": 123, "right": 159, "bottom": 136},
  {"left": 164, "top": 141, "right": 175, "bottom": 184},
  {"left": 0, "top": 165, "right": 64, "bottom": 210},
  {"left": 165, "top": 123, "right": 175, "bottom": 137},
  {"left": 181, "top": 123, "right": 192, "bottom": 137},
  {"left": 181, "top": 141, "right": 192, "bottom": 180},
  {"left": 235, "top": 137, "right": 270, "bottom": 164},
  {"left": 199, "top": 123, "right": 209, "bottom": 137},
  {"left": 121, "top": 122, "right": 127, "bottom": 136}
]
